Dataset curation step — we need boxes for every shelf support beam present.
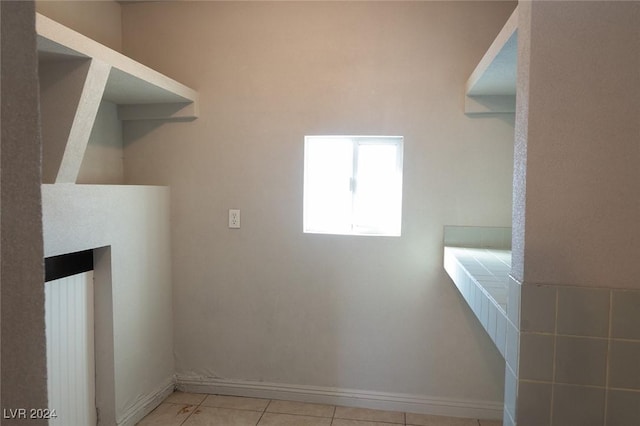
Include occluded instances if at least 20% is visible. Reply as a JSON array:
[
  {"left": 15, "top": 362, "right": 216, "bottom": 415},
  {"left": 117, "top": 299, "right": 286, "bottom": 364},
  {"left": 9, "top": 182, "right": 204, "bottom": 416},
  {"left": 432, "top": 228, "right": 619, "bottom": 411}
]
[
  {"left": 40, "top": 58, "right": 111, "bottom": 183},
  {"left": 58, "top": 58, "right": 111, "bottom": 183}
]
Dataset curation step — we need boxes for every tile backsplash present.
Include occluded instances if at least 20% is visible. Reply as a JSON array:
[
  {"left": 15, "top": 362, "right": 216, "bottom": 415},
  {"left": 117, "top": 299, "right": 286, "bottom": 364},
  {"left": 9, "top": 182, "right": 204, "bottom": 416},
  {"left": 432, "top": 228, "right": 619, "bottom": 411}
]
[
  {"left": 611, "top": 290, "right": 640, "bottom": 340},
  {"left": 508, "top": 279, "right": 640, "bottom": 426},
  {"left": 442, "top": 227, "right": 640, "bottom": 425}
]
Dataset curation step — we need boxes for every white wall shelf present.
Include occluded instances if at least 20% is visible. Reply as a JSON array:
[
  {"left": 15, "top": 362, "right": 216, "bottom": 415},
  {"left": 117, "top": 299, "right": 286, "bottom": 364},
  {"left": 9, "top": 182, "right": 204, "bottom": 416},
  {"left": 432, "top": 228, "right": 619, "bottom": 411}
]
[
  {"left": 36, "top": 13, "right": 199, "bottom": 184},
  {"left": 464, "top": 7, "right": 517, "bottom": 114},
  {"left": 37, "top": 13, "right": 199, "bottom": 112}
]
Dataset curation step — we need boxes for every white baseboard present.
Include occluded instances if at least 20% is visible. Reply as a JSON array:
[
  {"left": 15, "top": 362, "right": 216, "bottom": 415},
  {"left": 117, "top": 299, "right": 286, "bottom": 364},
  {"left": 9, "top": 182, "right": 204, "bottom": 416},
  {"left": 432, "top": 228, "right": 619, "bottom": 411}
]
[
  {"left": 117, "top": 377, "right": 176, "bottom": 426},
  {"left": 176, "top": 376, "right": 503, "bottom": 420}
]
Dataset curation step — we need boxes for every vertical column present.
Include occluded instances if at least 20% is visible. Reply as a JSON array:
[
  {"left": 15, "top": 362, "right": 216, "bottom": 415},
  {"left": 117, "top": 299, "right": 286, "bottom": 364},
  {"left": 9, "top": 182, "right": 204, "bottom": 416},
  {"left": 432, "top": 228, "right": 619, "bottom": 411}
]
[
  {"left": 508, "top": 2, "right": 640, "bottom": 426},
  {"left": 1, "top": 0, "right": 48, "bottom": 421}
]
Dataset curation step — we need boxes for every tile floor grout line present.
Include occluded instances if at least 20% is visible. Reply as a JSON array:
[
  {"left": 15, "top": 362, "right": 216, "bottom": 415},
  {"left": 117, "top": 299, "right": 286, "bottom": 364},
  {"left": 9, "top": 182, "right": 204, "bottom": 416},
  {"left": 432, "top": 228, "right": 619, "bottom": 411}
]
[
  {"left": 254, "top": 399, "right": 272, "bottom": 426},
  {"left": 196, "top": 395, "right": 206, "bottom": 409},
  {"left": 264, "top": 408, "right": 336, "bottom": 419},
  {"left": 603, "top": 290, "right": 613, "bottom": 426},
  {"left": 550, "top": 287, "right": 559, "bottom": 426},
  {"left": 264, "top": 411, "right": 335, "bottom": 419},
  {"left": 177, "top": 403, "right": 196, "bottom": 426}
]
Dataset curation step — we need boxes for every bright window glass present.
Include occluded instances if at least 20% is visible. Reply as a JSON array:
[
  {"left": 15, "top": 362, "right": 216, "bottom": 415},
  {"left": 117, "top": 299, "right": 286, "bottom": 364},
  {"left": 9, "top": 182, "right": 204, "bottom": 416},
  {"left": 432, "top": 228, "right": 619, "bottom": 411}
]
[{"left": 303, "top": 136, "right": 403, "bottom": 236}]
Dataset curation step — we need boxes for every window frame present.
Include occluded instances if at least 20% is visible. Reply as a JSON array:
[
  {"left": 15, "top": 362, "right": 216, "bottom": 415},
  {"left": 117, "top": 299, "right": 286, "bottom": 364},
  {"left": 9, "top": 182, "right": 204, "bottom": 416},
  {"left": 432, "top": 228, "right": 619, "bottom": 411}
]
[{"left": 303, "top": 135, "right": 404, "bottom": 237}]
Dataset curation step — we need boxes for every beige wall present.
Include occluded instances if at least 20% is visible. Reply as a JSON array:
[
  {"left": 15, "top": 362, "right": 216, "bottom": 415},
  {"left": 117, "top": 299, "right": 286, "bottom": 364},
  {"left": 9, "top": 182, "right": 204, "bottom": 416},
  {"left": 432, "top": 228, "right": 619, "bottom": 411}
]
[
  {"left": 36, "top": 0, "right": 122, "bottom": 51},
  {"left": 121, "top": 1, "right": 515, "bottom": 409}
]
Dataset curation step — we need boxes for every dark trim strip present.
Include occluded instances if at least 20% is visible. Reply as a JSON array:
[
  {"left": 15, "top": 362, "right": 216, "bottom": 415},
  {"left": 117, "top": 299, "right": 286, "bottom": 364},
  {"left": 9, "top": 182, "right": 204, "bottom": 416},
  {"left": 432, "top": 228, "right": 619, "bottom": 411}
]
[{"left": 45, "top": 249, "right": 93, "bottom": 282}]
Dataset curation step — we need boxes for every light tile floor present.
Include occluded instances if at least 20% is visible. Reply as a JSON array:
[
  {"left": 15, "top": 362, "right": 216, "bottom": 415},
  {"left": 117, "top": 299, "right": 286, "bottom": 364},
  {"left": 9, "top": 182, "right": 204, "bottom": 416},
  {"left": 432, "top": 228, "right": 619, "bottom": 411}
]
[{"left": 137, "top": 392, "right": 502, "bottom": 426}]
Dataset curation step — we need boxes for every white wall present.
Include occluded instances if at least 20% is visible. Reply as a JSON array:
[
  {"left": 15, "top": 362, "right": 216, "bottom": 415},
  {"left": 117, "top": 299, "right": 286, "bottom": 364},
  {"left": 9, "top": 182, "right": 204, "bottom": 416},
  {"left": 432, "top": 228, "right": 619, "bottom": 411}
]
[
  {"left": 513, "top": 1, "right": 640, "bottom": 288},
  {"left": 42, "top": 185, "right": 174, "bottom": 425},
  {"left": 121, "top": 1, "right": 515, "bottom": 415}
]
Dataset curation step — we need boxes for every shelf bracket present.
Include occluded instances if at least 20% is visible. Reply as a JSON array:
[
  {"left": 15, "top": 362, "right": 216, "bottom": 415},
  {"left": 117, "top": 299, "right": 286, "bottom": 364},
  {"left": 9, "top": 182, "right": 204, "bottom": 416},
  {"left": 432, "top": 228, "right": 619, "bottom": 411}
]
[{"left": 41, "top": 58, "right": 111, "bottom": 183}]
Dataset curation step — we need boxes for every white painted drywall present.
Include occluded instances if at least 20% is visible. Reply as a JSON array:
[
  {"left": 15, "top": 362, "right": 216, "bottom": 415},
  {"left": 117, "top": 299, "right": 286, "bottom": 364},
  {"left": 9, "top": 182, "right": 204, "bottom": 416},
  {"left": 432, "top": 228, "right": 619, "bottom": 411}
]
[
  {"left": 513, "top": 1, "right": 640, "bottom": 288},
  {"left": 42, "top": 185, "right": 174, "bottom": 424},
  {"left": 121, "top": 1, "right": 515, "bottom": 409}
]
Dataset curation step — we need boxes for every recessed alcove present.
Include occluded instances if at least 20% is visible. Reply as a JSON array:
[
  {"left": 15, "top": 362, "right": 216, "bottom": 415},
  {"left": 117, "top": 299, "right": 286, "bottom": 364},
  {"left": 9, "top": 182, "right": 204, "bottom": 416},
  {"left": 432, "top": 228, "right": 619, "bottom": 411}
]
[
  {"left": 37, "top": 12, "right": 195, "bottom": 423},
  {"left": 44, "top": 247, "right": 115, "bottom": 425}
]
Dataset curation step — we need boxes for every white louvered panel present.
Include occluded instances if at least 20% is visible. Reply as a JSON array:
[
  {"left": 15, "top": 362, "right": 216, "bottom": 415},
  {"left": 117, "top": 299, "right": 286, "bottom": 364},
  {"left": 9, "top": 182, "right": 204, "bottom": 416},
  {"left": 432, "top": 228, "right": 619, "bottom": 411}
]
[{"left": 45, "top": 272, "right": 97, "bottom": 426}]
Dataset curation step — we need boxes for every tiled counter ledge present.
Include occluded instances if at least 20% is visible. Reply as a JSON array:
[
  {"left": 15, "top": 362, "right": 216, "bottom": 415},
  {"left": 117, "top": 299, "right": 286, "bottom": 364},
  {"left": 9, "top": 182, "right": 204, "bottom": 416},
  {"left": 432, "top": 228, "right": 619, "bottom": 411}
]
[{"left": 443, "top": 226, "right": 512, "bottom": 358}]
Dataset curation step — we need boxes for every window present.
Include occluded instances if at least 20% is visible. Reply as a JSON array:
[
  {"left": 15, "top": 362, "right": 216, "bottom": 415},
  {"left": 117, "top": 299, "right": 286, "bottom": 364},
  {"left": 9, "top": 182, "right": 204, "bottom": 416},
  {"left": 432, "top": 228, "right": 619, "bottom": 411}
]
[{"left": 303, "top": 135, "right": 404, "bottom": 236}]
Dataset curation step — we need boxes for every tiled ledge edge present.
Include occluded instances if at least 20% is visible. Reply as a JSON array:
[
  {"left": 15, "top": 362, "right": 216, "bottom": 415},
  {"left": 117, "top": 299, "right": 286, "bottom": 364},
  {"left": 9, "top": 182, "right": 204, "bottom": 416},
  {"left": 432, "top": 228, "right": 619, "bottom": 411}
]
[{"left": 444, "top": 246, "right": 512, "bottom": 358}]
